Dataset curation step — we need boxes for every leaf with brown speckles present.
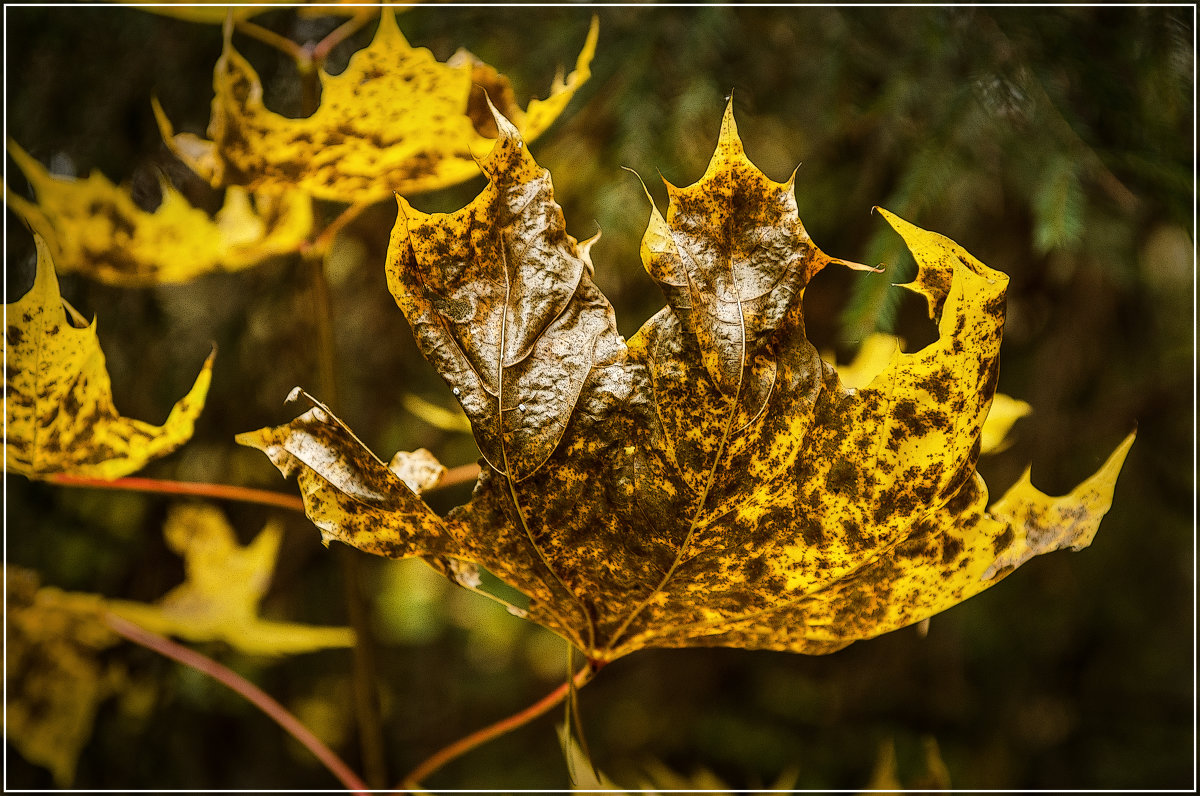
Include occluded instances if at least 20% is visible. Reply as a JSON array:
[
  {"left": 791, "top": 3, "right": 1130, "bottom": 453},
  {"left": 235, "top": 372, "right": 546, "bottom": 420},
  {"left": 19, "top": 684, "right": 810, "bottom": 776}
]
[
  {"left": 6, "top": 140, "right": 312, "bottom": 287},
  {"left": 4, "top": 237, "right": 214, "bottom": 480},
  {"left": 242, "top": 102, "right": 1133, "bottom": 662},
  {"left": 833, "top": 332, "right": 1031, "bottom": 454},
  {"left": 156, "top": 10, "right": 598, "bottom": 202}
]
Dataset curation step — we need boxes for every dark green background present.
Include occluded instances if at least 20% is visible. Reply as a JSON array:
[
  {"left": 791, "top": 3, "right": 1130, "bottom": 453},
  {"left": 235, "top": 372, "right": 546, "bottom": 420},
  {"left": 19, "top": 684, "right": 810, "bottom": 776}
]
[{"left": 5, "top": 4, "right": 1193, "bottom": 790}]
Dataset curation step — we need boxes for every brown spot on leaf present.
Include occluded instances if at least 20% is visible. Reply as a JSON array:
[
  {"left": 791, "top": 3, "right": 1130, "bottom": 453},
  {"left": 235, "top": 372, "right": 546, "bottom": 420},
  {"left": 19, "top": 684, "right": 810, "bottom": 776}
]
[{"left": 992, "top": 524, "right": 1014, "bottom": 555}]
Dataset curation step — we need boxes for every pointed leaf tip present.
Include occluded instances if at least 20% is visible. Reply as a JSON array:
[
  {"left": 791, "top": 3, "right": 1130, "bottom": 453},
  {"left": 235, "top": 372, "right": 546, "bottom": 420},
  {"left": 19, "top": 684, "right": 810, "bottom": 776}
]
[
  {"left": 6, "top": 238, "right": 213, "bottom": 479},
  {"left": 983, "top": 431, "right": 1135, "bottom": 580}
]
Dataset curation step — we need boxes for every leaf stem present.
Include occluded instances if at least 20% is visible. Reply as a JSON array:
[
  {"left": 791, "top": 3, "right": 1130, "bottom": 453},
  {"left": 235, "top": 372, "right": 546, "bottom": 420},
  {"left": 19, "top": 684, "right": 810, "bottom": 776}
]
[
  {"left": 303, "top": 200, "right": 375, "bottom": 260},
  {"left": 438, "top": 462, "right": 482, "bottom": 491},
  {"left": 42, "top": 462, "right": 478, "bottom": 511},
  {"left": 336, "top": 547, "right": 389, "bottom": 788},
  {"left": 400, "top": 663, "right": 599, "bottom": 789},
  {"left": 301, "top": 204, "right": 392, "bottom": 785},
  {"left": 234, "top": 19, "right": 309, "bottom": 63},
  {"left": 46, "top": 473, "right": 304, "bottom": 512},
  {"left": 311, "top": 9, "right": 377, "bottom": 64},
  {"left": 104, "top": 612, "right": 368, "bottom": 793}
]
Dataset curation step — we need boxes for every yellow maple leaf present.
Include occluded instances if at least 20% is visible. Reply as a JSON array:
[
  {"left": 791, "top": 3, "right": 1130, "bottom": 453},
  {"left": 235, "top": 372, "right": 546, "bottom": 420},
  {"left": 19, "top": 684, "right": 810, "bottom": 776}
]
[
  {"left": 155, "top": 10, "right": 598, "bottom": 202},
  {"left": 6, "top": 140, "right": 312, "bottom": 286},
  {"left": 108, "top": 503, "right": 355, "bottom": 656},
  {"left": 5, "top": 236, "right": 214, "bottom": 480},
  {"left": 240, "top": 103, "right": 1133, "bottom": 663},
  {"left": 977, "top": 392, "right": 1032, "bottom": 453},
  {"left": 5, "top": 566, "right": 120, "bottom": 787},
  {"left": 834, "top": 333, "right": 1031, "bottom": 453}
]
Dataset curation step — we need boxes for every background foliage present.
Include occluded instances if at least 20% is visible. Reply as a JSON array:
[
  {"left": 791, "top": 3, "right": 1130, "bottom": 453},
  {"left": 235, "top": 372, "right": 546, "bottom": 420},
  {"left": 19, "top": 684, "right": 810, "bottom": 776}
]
[{"left": 6, "top": 4, "right": 1192, "bottom": 789}]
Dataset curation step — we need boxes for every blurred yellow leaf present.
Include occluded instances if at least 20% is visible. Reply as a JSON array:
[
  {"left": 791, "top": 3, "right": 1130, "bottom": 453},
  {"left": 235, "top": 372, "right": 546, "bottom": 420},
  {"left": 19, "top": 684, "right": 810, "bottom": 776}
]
[
  {"left": 155, "top": 10, "right": 598, "bottom": 201},
  {"left": 116, "top": 1, "right": 369, "bottom": 24},
  {"left": 833, "top": 332, "right": 902, "bottom": 389},
  {"left": 402, "top": 392, "right": 472, "bottom": 433},
  {"left": 108, "top": 504, "right": 355, "bottom": 656},
  {"left": 5, "top": 566, "right": 120, "bottom": 787},
  {"left": 116, "top": 2, "right": 275, "bottom": 24},
  {"left": 863, "top": 735, "right": 950, "bottom": 792},
  {"left": 4, "top": 237, "right": 214, "bottom": 480},
  {"left": 558, "top": 723, "right": 618, "bottom": 789},
  {"left": 978, "top": 392, "right": 1032, "bottom": 453},
  {"left": 6, "top": 140, "right": 312, "bottom": 286}
]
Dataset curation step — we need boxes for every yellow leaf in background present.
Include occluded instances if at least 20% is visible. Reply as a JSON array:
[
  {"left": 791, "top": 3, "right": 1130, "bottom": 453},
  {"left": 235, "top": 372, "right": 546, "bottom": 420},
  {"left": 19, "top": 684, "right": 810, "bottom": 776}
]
[
  {"left": 978, "top": 392, "right": 1032, "bottom": 453},
  {"left": 5, "top": 566, "right": 120, "bottom": 787},
  {"left": 114, "top": 1, "right": 393, "bottom": 25},
  {"left": 155, "top": 10, "right": 598, "bottom": 201},
  {"left": 833, "top": 332, "right": 1031, "bottom": 454},
  {"left": 401, "top": 392, "right": 473, "bottom": 433},
  {"left": 6, "top": 140, "right": 312, "bottom": 287},
  {"left": 4, "top": 237, "right": 214, "bottom": 480},
  {"left": 108, "top": 504, "right": 355, "bottom": 656},
  {"left": 862, "top": 736, "right": 950, "bottom": 792},
  {"left": 116, "top": 2, "right": 274, "bottom": 24},
  {"left": 559, "top": 722, "right": 799, "bottom": 792},
  {"left": 832, "top": 332, "right": 903, "bottom": 389}
]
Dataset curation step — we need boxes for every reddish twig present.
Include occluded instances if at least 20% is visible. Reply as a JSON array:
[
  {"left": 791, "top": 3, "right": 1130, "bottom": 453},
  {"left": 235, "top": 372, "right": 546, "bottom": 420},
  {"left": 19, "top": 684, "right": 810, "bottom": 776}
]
[
  {"left": 234, "top": 19, "right": 308, "bottom": 63},
  {"left": 311, "top": 9, "right": 377, "bottom": 64},
  {"left": 46, "top": 473, "right": 305, "bottom": 512},
  {"left": 400, "top": 663, "right": 599, "bottom": 789},
  {"left": 46, "top": 462, "right": 479, "bottom": 512},
  {"left": 438, "top": 462, "right": 482, "bottom": 491},
  {"left": 105, "top": 612, "right": 368, "bottom": 793}
]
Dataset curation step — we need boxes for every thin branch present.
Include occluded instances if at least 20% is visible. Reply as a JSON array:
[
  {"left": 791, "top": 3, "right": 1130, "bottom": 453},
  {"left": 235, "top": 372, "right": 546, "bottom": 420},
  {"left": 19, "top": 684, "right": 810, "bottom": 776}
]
[
  {"left": 104, "top": 612, "right": 368, "bottom": 793},
  {"left": 311, "top": 9, "right": 377, "bottom": 64},
  {"left": 439, "top": 462, "right": 482, "bottom": 491},
  {"left": 43, "top": 461, "right": 476, "bottom": 513},
  {"left": 303, "top": 214, "right": 387, "bottom": 786},
  {"left": 303, "top": 200, "right": 376, "bottom": 260},
  {"left": 234, "top": 19, "right": 308, "bottom": 63},
  {"left": 400, "top": 663, "right": 600, "bottom": 789},
  {"left": 304, "top": 250, "right": 340, "bottom": 407},
  {"left": 336, "top": 547, "right": 388, "bottom": 788},
  {"left": 46, "top": 473, "right": 304, "bottom": 512}
]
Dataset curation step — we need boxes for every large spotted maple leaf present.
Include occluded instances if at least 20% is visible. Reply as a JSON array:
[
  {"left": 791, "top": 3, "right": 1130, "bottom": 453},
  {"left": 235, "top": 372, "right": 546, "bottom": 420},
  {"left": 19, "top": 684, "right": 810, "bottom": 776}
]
[{"left": 239, "top": 102, "right": 1132, "bottom": 662}]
